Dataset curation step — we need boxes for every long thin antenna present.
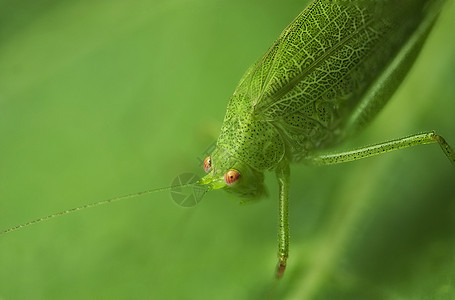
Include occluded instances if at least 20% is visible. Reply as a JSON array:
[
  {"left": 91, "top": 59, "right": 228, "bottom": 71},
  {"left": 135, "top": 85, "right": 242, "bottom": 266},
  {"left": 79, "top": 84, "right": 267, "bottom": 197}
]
[{"left": 1, "top": 183, "right": 195, "bottom": 235}]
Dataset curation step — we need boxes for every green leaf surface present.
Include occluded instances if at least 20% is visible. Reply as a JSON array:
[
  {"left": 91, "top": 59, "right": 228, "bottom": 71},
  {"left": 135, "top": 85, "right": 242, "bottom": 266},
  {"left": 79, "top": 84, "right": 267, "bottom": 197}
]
[{"left": 0, "top": 0, "right": 454, "bottom": 299}]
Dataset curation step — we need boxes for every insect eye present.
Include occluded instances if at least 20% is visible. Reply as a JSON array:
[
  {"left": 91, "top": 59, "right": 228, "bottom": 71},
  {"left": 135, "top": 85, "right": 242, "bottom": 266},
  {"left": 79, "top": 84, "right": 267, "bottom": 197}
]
[
  {"left": 224, "top": 169, "right": 240, "bottom": 185},
  {"left": 203, "top": 156, "right": 212, "bottom": 173}
]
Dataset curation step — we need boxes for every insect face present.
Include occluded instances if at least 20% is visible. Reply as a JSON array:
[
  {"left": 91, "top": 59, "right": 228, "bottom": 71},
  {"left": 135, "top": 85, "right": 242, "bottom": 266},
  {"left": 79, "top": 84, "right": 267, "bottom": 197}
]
[{"left": 198, "top": 147, "right": 266, "bottom": 199}]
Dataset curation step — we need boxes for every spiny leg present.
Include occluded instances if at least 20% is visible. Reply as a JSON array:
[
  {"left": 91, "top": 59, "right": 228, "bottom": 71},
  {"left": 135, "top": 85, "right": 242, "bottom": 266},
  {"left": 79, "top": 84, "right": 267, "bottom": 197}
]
[
  {"left": 275, "top": 160, "right": 290, "bottom": 279},
  {"left": 304, "top": 131, "right": 455, "bottom": 166}
]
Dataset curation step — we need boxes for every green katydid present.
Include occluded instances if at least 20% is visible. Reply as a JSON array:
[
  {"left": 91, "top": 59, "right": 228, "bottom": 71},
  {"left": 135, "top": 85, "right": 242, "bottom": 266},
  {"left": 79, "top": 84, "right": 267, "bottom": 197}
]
[
  {"left": 1, "top": 0, "right": 454, "bottom": 281},
  {"left": 198, "top": 0, "right": 455, "bottom": 278}
]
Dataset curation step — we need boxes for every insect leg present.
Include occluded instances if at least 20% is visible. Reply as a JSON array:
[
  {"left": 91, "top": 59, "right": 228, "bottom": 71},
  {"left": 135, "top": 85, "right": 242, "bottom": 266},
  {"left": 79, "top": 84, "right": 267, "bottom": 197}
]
[
  {"left": 275, "top": 160, "right": 290, "bottom": 279},
  {"left": 304, "top": 131, "right": 455, "bottom": 166}
]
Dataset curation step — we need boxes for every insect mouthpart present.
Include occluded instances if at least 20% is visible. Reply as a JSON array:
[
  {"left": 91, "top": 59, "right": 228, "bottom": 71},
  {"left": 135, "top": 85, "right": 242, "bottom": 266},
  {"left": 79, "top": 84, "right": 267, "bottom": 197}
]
[{"left": 197, "top": 171, "right": 226, "bottom": 191}]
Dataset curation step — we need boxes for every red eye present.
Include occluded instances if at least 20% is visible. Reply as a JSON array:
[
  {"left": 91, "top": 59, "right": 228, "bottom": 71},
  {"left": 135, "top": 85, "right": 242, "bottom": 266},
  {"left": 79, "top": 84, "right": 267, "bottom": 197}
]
[
  {"left": 224, "top": 169, "right": 240, "bottom": 185},
  {"left": 203, "top": 156, "right": 212, "bottom": 173}
]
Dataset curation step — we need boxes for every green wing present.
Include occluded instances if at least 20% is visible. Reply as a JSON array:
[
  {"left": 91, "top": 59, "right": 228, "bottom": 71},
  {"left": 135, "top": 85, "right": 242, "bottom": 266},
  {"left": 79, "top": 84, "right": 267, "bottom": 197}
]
[{"left": 234, "top": 0, "right": 445, "bottom": 159}]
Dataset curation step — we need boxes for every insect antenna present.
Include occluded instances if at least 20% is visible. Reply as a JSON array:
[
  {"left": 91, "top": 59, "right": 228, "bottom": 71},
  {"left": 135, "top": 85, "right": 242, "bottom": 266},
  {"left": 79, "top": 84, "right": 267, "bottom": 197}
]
[{"left": 1, "top": 180, "right": 207, "bottom": 235}]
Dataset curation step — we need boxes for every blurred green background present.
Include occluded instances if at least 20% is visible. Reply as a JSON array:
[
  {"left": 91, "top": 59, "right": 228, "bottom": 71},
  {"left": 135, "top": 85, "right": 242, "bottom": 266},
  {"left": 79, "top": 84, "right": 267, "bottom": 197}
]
[{"left": 1, "top": 0, "right": 454, "bottom": 299}]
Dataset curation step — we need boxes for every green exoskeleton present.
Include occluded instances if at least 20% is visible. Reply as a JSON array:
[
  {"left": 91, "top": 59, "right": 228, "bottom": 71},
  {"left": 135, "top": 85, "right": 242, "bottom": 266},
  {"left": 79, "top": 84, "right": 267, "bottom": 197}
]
[
  {"left": 1, "top": 0, "right": 455, "bottom": 280},
  {"left": 197, "top": 0, "right": 455, "bottom": 278}
]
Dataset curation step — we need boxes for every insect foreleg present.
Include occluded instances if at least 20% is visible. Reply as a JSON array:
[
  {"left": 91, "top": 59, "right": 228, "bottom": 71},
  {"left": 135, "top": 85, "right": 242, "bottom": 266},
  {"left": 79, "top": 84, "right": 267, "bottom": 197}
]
[
  {"left": 304, "top": 131, "right": 455, "bottom": 166},
  {"left": 275, "top": 159, "right": 290, "bottom": 279}
]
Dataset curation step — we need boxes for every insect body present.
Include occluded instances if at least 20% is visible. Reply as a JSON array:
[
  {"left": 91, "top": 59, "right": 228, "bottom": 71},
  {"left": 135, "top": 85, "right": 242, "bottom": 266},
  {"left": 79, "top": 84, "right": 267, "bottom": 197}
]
[{"left": 197, "top": 0, "right": 455, "bottom": 278}]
